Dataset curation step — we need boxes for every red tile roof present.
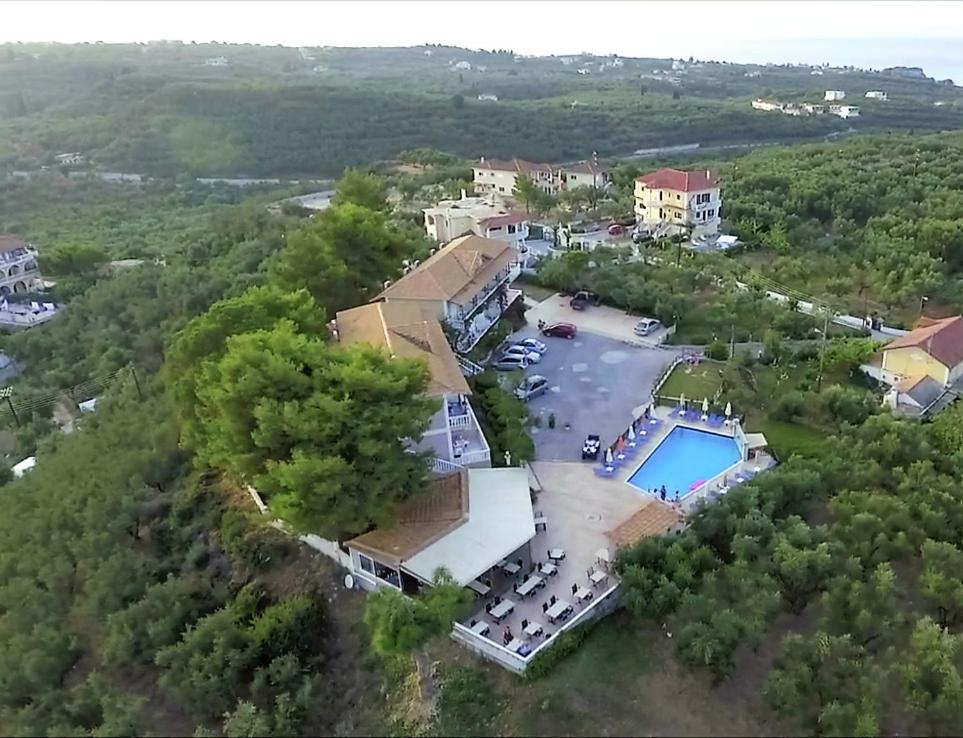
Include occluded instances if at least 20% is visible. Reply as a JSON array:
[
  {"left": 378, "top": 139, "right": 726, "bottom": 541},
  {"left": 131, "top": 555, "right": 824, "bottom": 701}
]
[
  {"left": 636, "top": 168, "right": 718, "bottom": 192},
  {"left": 885, "top": 315, "right": 963, "bottom": 370}
]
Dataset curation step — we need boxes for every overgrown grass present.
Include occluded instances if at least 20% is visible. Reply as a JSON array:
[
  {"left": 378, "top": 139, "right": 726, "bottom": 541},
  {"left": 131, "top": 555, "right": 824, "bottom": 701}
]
[{"left": 759, "top": 419, "right": 828, "bottom": 460}]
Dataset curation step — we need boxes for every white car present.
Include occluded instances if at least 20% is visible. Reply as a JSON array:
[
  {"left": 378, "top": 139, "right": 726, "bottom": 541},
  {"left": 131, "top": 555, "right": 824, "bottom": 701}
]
[
  {"left": 517, "top": 337, "right": 548, "bottom": 354},
  {"left": 633, "top": 317, "right": 662, "bottom": 336},
  {"left": 501, "top": 345, "right": 541, "bottom": 364}
]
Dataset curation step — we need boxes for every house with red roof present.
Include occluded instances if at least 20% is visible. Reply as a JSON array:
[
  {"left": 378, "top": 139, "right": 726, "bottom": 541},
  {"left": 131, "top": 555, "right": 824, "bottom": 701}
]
[
  {"left": 423, "top": 191, "right": 529, "bottom": 250},
  {"left": 881, "top": 315, "right": 963, "bottom": 388},
  {"left": 472, "top": 155, "right": 610, "bottom": 197},
  {"left": 633, "top": 167, "right": 722, "bottom": 238}
]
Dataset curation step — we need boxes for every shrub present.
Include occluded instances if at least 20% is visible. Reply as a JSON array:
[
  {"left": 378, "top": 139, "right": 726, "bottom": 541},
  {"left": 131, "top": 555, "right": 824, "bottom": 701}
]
[
  {"left": 706, "top": 340, "right": 729, "bottom": 361},
  {"left": 772, "top": 391, "right": 808, "bottom": 421},
  {"left": 525, "top": 621, "right": 598, "bottom": 680}
]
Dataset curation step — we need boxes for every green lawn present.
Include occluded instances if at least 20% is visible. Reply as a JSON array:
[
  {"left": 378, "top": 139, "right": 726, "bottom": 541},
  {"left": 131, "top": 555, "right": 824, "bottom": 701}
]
[
  {"left": 658, "top": 361, "right": 726, "bottom": 402},
  {"left": 515, "top": 278, "right": 556, "bottom": 303},
  {"left": 657, "top": 360, "right": 833, "bottom": 460}
]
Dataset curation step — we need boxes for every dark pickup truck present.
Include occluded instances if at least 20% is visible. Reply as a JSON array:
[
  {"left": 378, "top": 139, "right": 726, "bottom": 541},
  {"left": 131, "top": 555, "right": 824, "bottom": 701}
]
[{"left": 569, "top": 290, "right": 600, "bottom": 311}]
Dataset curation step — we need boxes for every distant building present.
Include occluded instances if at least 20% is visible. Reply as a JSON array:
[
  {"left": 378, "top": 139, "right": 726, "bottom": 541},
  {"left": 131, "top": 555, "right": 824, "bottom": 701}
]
[
  {"left": 477, "top": 93, "right": 499, "bottom": 102},
  {"left": 829, "top": 104, "right": 860, "bottom": 118},
  {"left": 54, "top": 152, "right": 84, "bottom": 166},
  {"left": 204, "top": 56, "right": 229, "bottom": 67},
  {"left": 824, "top": 90, "right": 846, "bottom": 101},
  {"left": 751, "top": 98, "right": 783, "bottom": 112},
  {"left": 472, "top": 155, "right": 610, "bottom": 196},
  {"left": 423, "top": 191, "right": 529, "bottom": 249},
  {"left": 451, "top": 60, "right": 472, "bottom": 71},
  {"left": 0, "top": 236, "right": 43, "bottom": 296},
  {"left": 633, "top": 168, "right": 722, "bottom": 238},
  {"left": 577, "top": 68, "right": 590, "bottom": 75},
  {"left": 865, "top": 90, "right": 888, "bottom": 101}
]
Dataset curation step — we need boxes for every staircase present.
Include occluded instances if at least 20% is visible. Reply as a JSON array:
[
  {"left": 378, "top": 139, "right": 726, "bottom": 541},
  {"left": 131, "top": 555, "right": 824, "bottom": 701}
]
[{"left": 457, "top": 355, "right": 484, "bottom": 377}]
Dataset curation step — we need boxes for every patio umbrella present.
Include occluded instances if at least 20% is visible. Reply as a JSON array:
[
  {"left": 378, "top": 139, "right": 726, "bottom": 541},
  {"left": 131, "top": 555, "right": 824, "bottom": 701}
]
[
  {"left": 605, "top": 447, "right": 614, "bottom": 465},
  {"left": 627, "top": 425, "right": 636, "bottom": 441},
  {"left": 678, "top": 393, "right": 686, "bottom": 415},
  {"left": 702, "top": 397, "right": 709, "bottom": 415},
  {"left": 725, "top": 401, "right": 732, "bottom": 418}
]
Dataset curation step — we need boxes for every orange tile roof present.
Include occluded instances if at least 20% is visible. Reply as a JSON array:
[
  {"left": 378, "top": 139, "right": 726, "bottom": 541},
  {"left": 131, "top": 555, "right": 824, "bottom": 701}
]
[
  {"left": 607, "top": 501, "right": 683, "bottom": 549},
  {"left": 376, "top": 234, "right": 516, "bottom": 307},
  {"left": 335, "top": 302, "right": 470, "bottom": 397},
  {"left": 885, "top": 315, "right": 963, "bottom": 370},
  {"left": 636, "top": 168, "right": 718, "bottom": 192},
  {"left": 476, "top": 157, "right": 554, "bottom": 174},
  {"left": 346, "top": 470, "right": 469, "bottom": 565}
]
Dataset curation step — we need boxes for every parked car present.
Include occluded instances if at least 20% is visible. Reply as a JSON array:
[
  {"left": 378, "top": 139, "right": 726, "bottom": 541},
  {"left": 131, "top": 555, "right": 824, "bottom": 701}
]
[
  {"left": 514, "top": 374, "right": 550, "bottom": 401},
  {"left": 569, "top": 290, "right": 599, "bottom": 311},
  {"left": 540, "top": 322, "right": 577, "bottom": 339},
  {"left": 633, "top": 317, "right": 662, "bottom": 336},
  {"left": 607, "top": 223, "right": 625, "bottom": 236},
  {"left": 516, "top": 337, "right": 548, "bottom": 354},
  {"left": 491, "top": 354, "right": 529, "bottom": 371},
  {"left": 501, "top": 345, "right": 541, "bottom": 364}
]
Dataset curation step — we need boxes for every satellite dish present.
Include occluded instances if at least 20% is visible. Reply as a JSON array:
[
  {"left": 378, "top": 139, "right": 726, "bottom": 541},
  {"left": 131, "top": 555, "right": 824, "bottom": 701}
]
[
  {"left": 383, "top": 279, "right": 392, "bottom": 288},
  {"left": 344, "top": 573, "right": 355, "bottom": 590},
  {"left": 412, "top": 260, "right": 421, "bottom": 267},
  {"left": 429, "top": 248, "right": 437, "bottom": 255}
]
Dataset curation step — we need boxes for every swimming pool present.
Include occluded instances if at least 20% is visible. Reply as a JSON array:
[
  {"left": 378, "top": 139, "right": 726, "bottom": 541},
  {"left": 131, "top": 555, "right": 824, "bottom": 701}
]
[{"left": 626, "top": 425, "right": 742, "bottom": 499}]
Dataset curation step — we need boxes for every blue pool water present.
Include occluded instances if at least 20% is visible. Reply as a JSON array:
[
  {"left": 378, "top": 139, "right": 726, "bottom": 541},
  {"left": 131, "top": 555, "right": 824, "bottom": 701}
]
[{"left": 626, "top": 426, "right": 742, "bottom": 499}]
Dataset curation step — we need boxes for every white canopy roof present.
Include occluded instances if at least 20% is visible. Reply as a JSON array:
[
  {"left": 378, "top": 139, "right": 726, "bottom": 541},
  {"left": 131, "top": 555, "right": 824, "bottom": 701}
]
[
  {"left": 403, "top": 467, "right": 535, "bottom": 586},
  {"left": 12, "top": 456, "right": 36, "bottom": 478}
]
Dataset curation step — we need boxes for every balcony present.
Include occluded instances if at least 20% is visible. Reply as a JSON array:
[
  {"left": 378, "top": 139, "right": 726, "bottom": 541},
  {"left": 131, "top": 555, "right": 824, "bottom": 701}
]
[
  {"left": 454, "top": 287, "right": 523, "bottom": 353},
  {"left": 415, "top": 394, "right": 492, "bottom": 471}
]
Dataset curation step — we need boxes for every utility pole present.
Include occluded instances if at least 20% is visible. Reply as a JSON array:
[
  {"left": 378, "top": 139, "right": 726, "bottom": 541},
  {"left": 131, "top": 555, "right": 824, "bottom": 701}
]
[
  {"left": 816, "top": 308, "right": 830, "bottom": 393},
  {"left": 0, "top": 387, "right": 19, "bottom": 427},
  {"left": 129, "top": 364, "right": 143, "bottom": 400}
]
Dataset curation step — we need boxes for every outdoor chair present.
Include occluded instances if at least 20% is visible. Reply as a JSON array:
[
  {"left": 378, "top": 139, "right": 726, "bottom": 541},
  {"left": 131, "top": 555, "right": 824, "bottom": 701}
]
[{"left": 593, "top": 465, "right": 617, "bottom": 479}]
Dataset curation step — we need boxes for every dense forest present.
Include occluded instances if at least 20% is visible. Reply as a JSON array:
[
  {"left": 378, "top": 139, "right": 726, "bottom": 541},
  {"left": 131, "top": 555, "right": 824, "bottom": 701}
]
[{"left": 2, "top": 43, "right": 962, "bottom": 177}]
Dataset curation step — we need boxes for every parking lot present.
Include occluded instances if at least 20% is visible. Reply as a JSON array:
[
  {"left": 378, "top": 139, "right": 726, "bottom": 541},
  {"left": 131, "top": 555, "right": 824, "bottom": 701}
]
[{"left": 506, "top": 327, "right": 680, "bottom": 461}]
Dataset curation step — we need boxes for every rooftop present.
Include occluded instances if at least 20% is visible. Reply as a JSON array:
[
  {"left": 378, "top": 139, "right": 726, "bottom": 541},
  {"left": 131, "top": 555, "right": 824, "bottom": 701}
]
[
  {"left": 376, "top": 234, "right": 517, "bottom": 307},
  {"left": 404, "top": 467, "right": 535, "bottom": 586},
  {"left": 475, "top": 157, "right": 554, "bottom": 174},
  {"left": 885, "top": 315, "right": 963, "bottom": 370},
  {"left": 636, "top": 168, "right": 719, "bottom": 192},
  {"left": 347, "top": 470, "right": 469, "bottom": 567},
  {"left": 0, "top": 235, "right": 30, "bottom": 255},
  {"left": 334, "top": 301, "right": 470, "bottom": 397}
]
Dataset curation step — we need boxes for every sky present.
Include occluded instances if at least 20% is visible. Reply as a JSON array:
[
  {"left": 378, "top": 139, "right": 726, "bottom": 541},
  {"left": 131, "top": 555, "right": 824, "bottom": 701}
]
[{"left": 3, "top": 0, "right": 963, "bottom": 80}]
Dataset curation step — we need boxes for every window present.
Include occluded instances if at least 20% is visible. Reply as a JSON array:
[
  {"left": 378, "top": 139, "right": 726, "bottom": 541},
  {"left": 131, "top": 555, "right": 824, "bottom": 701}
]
[
  {"left": 696, "top": 193, "right": 711, "bottom": 205},
  {"left": 676, "top": 193, "right": 681, "bottom": 200},
  {"left": 707, "top": 209, "right": 715, "bottom": 217},
  {"left": 659, "top": 191, "right": 663, "bottom": 201},
  {"left": 359, "top": 554, "right": 375, "bottom": 575},
  {"left": 508, "top": 224, "right": 516, "bottom": 234},
  {"left": 498, "top": 186, "right": 505, "bottom": 192}
]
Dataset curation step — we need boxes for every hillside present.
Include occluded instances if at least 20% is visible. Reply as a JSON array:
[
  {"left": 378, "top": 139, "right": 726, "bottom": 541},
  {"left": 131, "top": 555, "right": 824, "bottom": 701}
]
[{"left": 2, "top": 43, "right": 962, "bottom": 177}]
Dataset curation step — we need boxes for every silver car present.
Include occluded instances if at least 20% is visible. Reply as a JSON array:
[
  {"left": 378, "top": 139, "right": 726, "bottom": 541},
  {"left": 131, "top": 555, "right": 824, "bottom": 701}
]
[
  {"left": 501, "top": 344, "right": 541, "bottom": 364},
  {"left": 633, "top": 317, "right": 662, "bottom": 336},
  {"left": 491, "top": 354, "right": 529, "bottom": 371}
]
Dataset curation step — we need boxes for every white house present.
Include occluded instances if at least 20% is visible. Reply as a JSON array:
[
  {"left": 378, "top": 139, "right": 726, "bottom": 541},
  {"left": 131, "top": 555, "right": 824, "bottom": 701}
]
[
  {"left": 824, "top": 90, "right": 846, "bottom": 101},
  {"left": 477, "top": 93, "right": 499, "bottom": 102},
  {"left": 865, "top": 90, "right": 888, "bottom": 101},
  {"left": 0, "top": 236, "right": 44, "bottom": 296},
  {"left": 452, "top": 60, "right": 472, "bottom": 71},
  {"left": 423, "top": 192, "right": 529, "bottom": 249},
  {"left": 334, "top": 300, "right": 491, "bottom": 470},
  {"left": 204, "top": 56, "right": 229, "bottom": 67},
  {"left": 829, "top": 104, "right": 860, "bottom": 119},
  {"left": 376, "top": 234, "right": 522, "bottom": 353},
  {"left": 633, "top": 168, "right": 722, "bottom": 238},
  {"left": 473, "top": 156, "right": 610, "bottom": 197},
  {"left": 751, "top": 98, "right": 783, "bottom": 112}
]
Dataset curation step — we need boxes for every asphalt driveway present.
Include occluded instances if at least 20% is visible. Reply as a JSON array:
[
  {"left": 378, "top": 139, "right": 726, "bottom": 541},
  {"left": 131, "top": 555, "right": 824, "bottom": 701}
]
[{"left": 509, "top": 327, "right": 680, "bottom": 461}]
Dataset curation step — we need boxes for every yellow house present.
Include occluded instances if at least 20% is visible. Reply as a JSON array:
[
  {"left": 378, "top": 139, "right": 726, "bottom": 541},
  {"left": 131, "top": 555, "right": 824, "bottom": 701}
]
[
  {"left": 633, "top": 168, "right": 722, "bottom": 238},
  {"left": 881, "top": 315, "right": 963, "bottom": 387}
]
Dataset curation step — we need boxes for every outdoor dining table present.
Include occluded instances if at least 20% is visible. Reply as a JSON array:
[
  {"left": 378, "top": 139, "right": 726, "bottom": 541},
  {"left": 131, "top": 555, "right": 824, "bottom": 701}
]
[
  {"left": 499, "top": 560, "right": 521, "bottom": 575},
  {"left": 516, "top": 574, "right": 543, "bottom": 597},
  {"left": 468, "top": 579, "right": 491, "bottom": 597},
  {"left": 534, "top": 513, "right": 548, "bottom": 532},
  {"left": 574, "top": 586, "right": 594, "bottom": 603},
  {"left": 546, "top": 599, "right": 573, "bottom": 623},
  {"left": 547, "top": 548, "right": 566, "bottom": 562},
  {"left": 539, "top": 562, "right": 558, "bottom": 577},
  {"left": 469, "top": 620, "right": 490, "bottom": 636},
  {"left": 506, "top": 637, "right": 526, "bottom": 653},
  {"left": 523, "top": 621, "right": 544, "bottom": 637},
  {"left": 589, "top": 570, "right": 608, "bottom": 587},
  {"left": 490, "top": 598, "right": 515, "bottom": 621}
]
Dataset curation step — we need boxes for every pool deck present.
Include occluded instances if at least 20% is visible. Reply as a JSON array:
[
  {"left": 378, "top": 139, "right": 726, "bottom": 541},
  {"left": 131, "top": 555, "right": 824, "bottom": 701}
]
[{"left": 605, "top": 406, "right": 776, "bottom": 514}]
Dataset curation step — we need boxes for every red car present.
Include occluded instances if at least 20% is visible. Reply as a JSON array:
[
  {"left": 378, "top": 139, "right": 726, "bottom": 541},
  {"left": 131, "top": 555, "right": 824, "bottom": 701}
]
[
  {"left": 607, "top": 223, "right": 625, "bottom": 236},
  {"left": 540, "top": 322, "right": 577, "bottom": 339}
]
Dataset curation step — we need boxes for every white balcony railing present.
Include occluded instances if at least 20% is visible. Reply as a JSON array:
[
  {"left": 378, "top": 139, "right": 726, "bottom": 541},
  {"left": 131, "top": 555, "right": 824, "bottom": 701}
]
[
  {"left": 449, "top": 413, "right": 472, "bottom": 429},
  {"left": 456, "top": 448, "right": 491, "bottom": 466},
  {"left": 431, "top": 457, "right": 463, "bottom": 474}
]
